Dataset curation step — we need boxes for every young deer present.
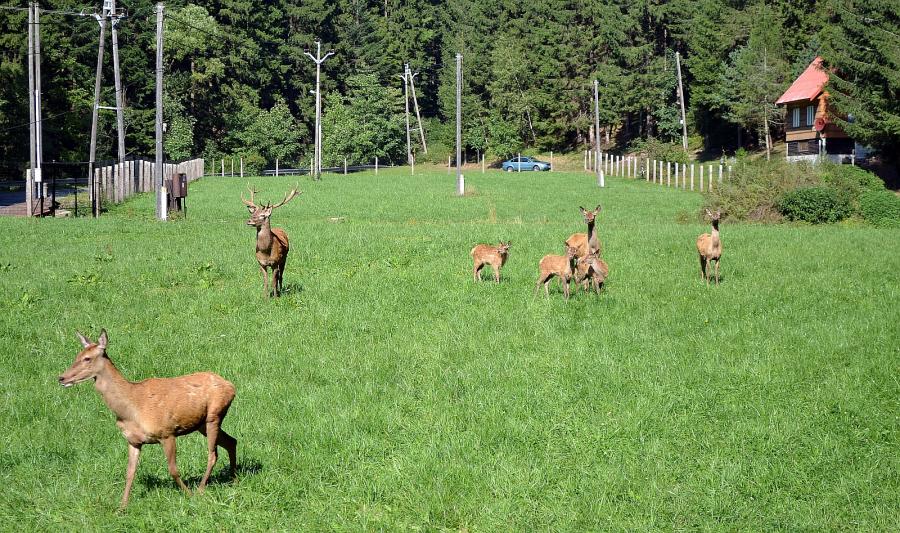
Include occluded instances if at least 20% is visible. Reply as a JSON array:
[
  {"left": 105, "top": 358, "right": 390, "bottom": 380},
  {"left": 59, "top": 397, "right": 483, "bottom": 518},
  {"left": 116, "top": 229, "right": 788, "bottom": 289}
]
[
  {"left": 575, "top": 251, "right": 609, "bottom": 294},
  {"left": 696, "top": 208, "right": 723, "bottom": 286},
  {"left": 242, "top": 184, "right": 301, "bottom": 297},
  {"left": 58, "top": 329, "right": 237, "bottom": 509},
  {"left": 470, "top": 241, "right": 511, "bottom": 283},
  {"left": 565, "top": 205, "right": 602, "bottom": 259},
  {"left": 535, "top": 245, "right": 578, "bottom": 299}
]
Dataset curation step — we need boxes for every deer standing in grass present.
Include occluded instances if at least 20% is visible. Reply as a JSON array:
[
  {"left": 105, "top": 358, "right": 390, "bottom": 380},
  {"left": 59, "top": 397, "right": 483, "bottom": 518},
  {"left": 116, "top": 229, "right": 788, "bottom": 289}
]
[
  {"left": 470, "top": 241, "right": 511, "bottom": 283},
  {"left": 566, "top": 205, "right": 602, "bottom": 259},
  {"left": 575, "top": 251, "right": 609, "bottom": 294},
  {"left": 242, "top": 184, "right": 301, "bottom": 297},
  {"left": 58, "top": 329, "right": 237, "bottom": 509},
  {"left": 535, "top": 245, "right": 578, "bottom": 299},
  {"left": 697, "top": 209, "right": 723, "bottom": 286}
]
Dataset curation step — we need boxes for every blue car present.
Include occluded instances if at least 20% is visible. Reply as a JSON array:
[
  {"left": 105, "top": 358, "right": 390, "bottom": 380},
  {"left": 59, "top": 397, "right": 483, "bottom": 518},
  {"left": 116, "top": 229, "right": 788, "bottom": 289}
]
[{"left": 502, "top": 156, "right": 551, "bottom": 172}]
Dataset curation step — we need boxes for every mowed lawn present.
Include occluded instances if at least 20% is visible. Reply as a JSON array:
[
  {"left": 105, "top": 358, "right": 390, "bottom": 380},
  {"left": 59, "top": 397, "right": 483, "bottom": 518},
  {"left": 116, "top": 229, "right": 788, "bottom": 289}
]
[{"left": 0, "top": 169, "right": 897, "bottom": 530}]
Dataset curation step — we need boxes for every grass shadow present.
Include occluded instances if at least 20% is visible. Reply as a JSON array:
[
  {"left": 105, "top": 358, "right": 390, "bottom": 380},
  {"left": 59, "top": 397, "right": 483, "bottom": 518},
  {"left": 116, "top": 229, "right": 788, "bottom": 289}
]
[{"left": 137, "top": 458, "right": 263, "bottom": 490}]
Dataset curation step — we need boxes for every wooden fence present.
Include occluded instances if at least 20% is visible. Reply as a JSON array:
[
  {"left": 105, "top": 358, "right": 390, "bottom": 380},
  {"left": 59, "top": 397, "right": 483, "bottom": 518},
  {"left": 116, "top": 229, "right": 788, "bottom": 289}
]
[
  {"left": 89, "top": 157, "right": 204, "bottom": 204},
  {"left": 584, "top": 150, "right": 732, "bottom": 192}
]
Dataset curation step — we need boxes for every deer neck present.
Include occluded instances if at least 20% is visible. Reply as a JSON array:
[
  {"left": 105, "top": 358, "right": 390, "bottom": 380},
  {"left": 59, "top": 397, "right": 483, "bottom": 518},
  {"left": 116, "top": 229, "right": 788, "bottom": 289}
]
[
  {"left": 256, "top": 221, "right": 274, "bottom": 253},
  {"left": 93, "top": 357, "right": 137, "bottom": 422},
  {"left": 710, "top": 221, "right": 720, "bottom": 246},
  {"left": 586, "top": 219, "right": 598, "bottom": 251}
]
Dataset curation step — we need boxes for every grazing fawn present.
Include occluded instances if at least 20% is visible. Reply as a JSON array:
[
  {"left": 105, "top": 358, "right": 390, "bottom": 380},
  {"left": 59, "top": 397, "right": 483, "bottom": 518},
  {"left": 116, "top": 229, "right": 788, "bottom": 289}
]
[
  {"left": 566, "top": 205, "right": 602, "bottom": 259},
  {"left": 696, "top": 209, "right": 723, "bottom": 286},
  {"left": 58, "top": 329, "right": 237, "bottom": 509},
  {"left": 242, "top": 184, "right": 301, "bottom": 297},
  {"left": 575, "top": 251, "right": 609, "bottom": 294},
  {"left": 470, "top": 241, "right": 511, "bottom": 283},
  {"left": 535, "top": 245, "right": 578, "bottom": 299}
]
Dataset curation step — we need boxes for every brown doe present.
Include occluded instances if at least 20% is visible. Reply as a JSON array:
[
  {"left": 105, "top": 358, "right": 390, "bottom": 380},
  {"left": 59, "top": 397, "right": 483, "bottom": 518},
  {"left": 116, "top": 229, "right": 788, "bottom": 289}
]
[
  {"left": 565, "top": 205, "right": 602, "bottom": 259},
  {"left": 696, "top": 208, "right": 723, "bottom": 286},
  {"left": 58, "top": 329, "right": 237, "bottom": 509},
  {"left": 242, "top": 184, "right": 301, "bottom": 297},
  {"left": 470, "top": 241, "right": 511, "bottom": 282},
  {"left": 535, "top": 245, "right": 578, "bottom": 299},
  {"left": 575, "top": 250, "right": 609, "bottom": 294}
]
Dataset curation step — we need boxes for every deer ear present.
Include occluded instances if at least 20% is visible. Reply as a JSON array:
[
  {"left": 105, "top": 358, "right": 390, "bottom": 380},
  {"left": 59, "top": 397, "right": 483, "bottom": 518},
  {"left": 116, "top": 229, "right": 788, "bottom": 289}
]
[
  {"left": 97, "top": 329, "right": 108, "bottom": 350},
  {"left": 579, "top": 206, "right": 587, "bottom": 213},
  {"left": 595, "top": 204, "right": 602, "bottom": 212},
  {"left": 245, "top": 205, "right": 255, "bottom": 213},
  {"left": 76, "top": 331, "right": 91, "bottom": 348},
  {"left": 705, "top": 208, "right": 712, "bottom": 217}
]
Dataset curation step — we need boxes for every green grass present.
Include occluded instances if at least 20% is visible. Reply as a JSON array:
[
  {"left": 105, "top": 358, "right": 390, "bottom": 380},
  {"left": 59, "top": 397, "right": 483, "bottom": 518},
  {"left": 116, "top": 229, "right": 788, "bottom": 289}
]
[{"left": 1, "top": 169, "right": 898, "bottom": 530}]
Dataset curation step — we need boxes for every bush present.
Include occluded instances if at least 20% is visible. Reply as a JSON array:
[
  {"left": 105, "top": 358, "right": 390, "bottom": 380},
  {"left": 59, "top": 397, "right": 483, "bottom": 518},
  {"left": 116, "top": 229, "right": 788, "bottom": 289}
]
[
  {"left": 858, "top": 190, "right": 900, "bottom": 227},
  {"left": 708, "top": 159, "right": 819, "bottom": 222},
  {"left": 777, "top": 186, "right": 852, "bottom": 224},
  {"left": 820, "top": 164, "right": 884, "bottom": 201}
]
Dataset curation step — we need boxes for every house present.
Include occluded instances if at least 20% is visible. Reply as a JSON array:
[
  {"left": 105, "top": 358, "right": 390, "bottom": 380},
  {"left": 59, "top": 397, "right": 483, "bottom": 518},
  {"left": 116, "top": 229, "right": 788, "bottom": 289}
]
[{"left": 776, "top": 57, "right": 862, "bottom": 163}]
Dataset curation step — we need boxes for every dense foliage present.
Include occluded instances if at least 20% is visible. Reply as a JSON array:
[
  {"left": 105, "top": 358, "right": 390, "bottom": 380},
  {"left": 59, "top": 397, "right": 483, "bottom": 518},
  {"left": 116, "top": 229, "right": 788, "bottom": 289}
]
[
  {"left": 777, "top": 185, "right": 852, "bottom": 223},
  {"left": 858, "top": 190, "right": 900, "bottom": 227},
  {"left": 0, "top": 0, "right": 897, "bottom": 169}
]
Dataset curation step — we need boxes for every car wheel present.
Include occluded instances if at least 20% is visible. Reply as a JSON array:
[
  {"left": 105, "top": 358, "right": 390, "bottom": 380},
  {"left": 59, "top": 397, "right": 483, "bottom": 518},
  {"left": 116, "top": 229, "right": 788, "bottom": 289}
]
[
  {"left": 506, "top": 166, "right": 513, "bottom": 172},
  {"left": 533, "top": 165, "right": 540, "bottom": 171}
]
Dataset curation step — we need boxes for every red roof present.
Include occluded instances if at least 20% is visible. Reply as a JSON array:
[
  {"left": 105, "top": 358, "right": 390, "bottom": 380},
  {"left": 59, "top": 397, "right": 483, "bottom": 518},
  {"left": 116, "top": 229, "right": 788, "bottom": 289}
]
[{"left": 776, "top": 57, "right": 828, "bottom": 105}]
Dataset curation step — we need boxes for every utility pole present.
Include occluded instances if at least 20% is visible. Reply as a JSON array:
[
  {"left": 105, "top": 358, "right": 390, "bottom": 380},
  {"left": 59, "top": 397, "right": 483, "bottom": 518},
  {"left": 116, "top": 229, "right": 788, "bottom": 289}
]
[
  {"left": 675, "top": 51, "right": 688, "bottom": 151},
  {"left": 304, "top": 41, "right": 334, "bottom": 180},
  {"left": 155, "top": 2, "right": 165, "bottom": 220},
  {"left": 455, "top": 53, "right": 463, "bottom": 196},
  {"left": 593, "top": 79, "right": 603, "bottom": 188},
  {"left": 110, "top": 0, "right": 126, "bottom": 180},
  {"left": 27, "top": 2, "right": 35, "bottom": 217},
  {"left": 407, "top": 64, "right": 427, "bottom": 154},
  {"left": 87, "top": 9, "right": 107, "bottom": 217},
  {"left": 398, "top": 67, "right": 412, "bottom": 166}
]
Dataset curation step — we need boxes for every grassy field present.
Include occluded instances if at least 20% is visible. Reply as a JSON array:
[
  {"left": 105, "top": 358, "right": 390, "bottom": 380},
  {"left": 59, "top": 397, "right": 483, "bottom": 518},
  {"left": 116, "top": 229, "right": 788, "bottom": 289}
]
[{"left": 0, "top": 169, "right": 897, "bottom": 530}]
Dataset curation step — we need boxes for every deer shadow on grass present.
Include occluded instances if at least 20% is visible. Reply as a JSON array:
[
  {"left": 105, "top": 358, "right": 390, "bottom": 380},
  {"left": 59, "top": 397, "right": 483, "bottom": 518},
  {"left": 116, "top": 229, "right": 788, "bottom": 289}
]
[{"left": 137, "top": 458, "right": 263, "bottom": 490}]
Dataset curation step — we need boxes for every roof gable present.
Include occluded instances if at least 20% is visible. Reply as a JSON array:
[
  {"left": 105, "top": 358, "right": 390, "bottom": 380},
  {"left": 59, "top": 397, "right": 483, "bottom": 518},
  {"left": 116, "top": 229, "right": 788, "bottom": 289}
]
[{"left": 776, "top": 57, "right": 828, "bottom": 105}]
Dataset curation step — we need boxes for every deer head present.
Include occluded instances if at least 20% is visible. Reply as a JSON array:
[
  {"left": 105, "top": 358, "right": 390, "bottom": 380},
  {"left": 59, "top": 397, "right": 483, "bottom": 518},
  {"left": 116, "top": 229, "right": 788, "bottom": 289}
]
[
  {"left": 242, "top": 184, "right": 301, "bottom": 227},
  {"left": 579, "top": 204, "right": 602, "bottom": 223},
  {"left": 497, "top": 241, "right": 511, "bottom": 255},
  {"left": 59, "top": 329, "right": 108, "bottom": 388},
  {"left": 705, "top": 208, "right": 722, "bottom": 228},
  {"left": 565, "top": 245, "right": 578, "bottom": 259}
]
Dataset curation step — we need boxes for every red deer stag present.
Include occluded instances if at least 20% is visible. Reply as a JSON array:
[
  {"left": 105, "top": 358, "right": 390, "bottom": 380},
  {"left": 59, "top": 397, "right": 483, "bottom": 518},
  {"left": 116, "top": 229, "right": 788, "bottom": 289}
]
[
  {"left": 566, "top": 205, "right": 602, "bottom": 260},
  {"left": 58, "top": 329, "right": 237, "bottom": 509},
  {"left": 242, "top": 184, "right": 301, "bottom": 297},
  {"left": 696, "top": 209, "right": 722, "bottom": 286}
]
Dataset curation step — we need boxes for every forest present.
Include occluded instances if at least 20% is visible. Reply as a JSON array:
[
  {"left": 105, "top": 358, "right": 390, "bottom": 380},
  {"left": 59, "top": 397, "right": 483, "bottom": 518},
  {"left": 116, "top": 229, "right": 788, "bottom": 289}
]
[{"left": 0, "top": 0, "right": 897, "bottom": 172}]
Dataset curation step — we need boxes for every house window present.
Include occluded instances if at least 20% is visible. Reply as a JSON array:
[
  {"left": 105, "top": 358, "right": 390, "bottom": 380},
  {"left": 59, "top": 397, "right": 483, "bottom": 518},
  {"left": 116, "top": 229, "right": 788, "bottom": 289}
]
[
  {"left": 807, "top": 105, "right": 815, "bottom": 126},
  {"left": 792, "top": 107, "right": 800, "bottom": 128}
]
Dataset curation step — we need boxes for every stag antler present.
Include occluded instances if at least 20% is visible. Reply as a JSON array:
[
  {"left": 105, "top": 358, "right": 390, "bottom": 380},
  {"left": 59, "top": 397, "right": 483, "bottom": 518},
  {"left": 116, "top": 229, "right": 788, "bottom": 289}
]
[
  {"left": 269, "top": 185, "right": 301, "bottom": 210},
  {"left": 241, "top": 184, "right": 259, "bottom": 209}
]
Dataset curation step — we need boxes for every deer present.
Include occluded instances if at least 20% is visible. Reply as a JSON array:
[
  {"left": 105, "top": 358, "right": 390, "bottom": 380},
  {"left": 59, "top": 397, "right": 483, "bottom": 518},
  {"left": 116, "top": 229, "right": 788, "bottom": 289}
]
[
  {"left": 565, "top": 205, "right": 602, "bottom": 260},
  {"left": 535, "top": 245, "right": 578, "bottom": 299},
  {"left": 58, "top": 329, "right": 237, "bottom": 509},
  {"left": 470, "top": 241, "right": 511, "bottom": 283},
  {"left": 242, "top": 184, "right": 301, "bottom": 297},
  {"left": 575, "top": 250, "right": 609, "bottom": 294},
  {"left": 696, "top": 208, "right": 723, "bottom": 286}
]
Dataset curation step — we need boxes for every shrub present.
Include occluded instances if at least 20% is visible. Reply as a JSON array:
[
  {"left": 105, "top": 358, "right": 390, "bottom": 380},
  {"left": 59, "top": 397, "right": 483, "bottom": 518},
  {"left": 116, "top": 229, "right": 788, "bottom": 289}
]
[
  {"left": 777, "top": 186, "right": 852, "bottom": 224},
  {"left": 820, "top": 164, "right": 884, "bottom": 201},
  {"left": 858, "top": 190, "right": 900, "bottom": 227},
  {"left": 708, "top": 159, "right": 819, "bottom": 222}
]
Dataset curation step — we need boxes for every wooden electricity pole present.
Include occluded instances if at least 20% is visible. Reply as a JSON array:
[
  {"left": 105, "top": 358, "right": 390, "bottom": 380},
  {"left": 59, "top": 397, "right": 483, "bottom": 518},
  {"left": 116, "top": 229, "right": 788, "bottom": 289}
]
[
  {"left": 110, "top": 0, "right": 126, "bottom": 175},
  {"left": 87, "top": 10, "right": 107, "bottom": 217},
  {"left": 593, "top": 79, "right": 603, "bottom": 188},
  {"left": 398, "top": 68, "right": 412, "bottom": 166},
  {"left": 407, "top": 64, "right": 427, "bottom": 154},
  {"left": 675, "top": 51, "right": 688, "bottom": 151},
  {"left": 304, "top": 41, "right": 334, "bottom": 180},
  {"left": 455, "top": 53, "right": 463, "bottom": 196},
  {"left": 155, "top": 2, "right": 165, "bottom": 220}
]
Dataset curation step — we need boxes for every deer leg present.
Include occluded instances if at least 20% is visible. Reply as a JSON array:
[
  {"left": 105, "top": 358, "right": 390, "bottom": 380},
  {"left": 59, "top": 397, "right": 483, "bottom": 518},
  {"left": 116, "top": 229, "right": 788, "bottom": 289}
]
[
  {"left": 161, "top": 436, "right": 191, "bottom": 496},
  {"left": 493, "top": 264, "right": 500, "bottom": 283},
  {"left": 259, "top": 264, "right": 270, "bottom": 298},
  {"left": 198, "top": 420, "right": 221, "bottom": 493},
  {"left": 563, "top": 276, "right": 570, "bottom": 300},
  {"left": 699, "top": 255, "right": 707, "bottom": 282},
  {"left": 714, "top": 259, "right": 720, "bottom": 286},
  {"left": 119, "top": 443, "right": 142, "bottom": 509},
  {"left": 216, "top": 429, "right": 238, "bottom": 479},
  {"left": 474, "top": 263, "right": 482, "bottom": 282},
  {"left": 273, "top": 265, "right": 282, "bottom": 297},
  {"left": 544, "top": 277, "right": 551, "bottom": 297}
]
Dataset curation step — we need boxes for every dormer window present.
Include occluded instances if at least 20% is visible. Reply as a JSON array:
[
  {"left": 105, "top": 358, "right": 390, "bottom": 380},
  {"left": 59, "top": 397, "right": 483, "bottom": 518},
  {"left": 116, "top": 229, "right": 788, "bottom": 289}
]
[{"left": 792, "top": 107, "right": 800, "bottom": 128}]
